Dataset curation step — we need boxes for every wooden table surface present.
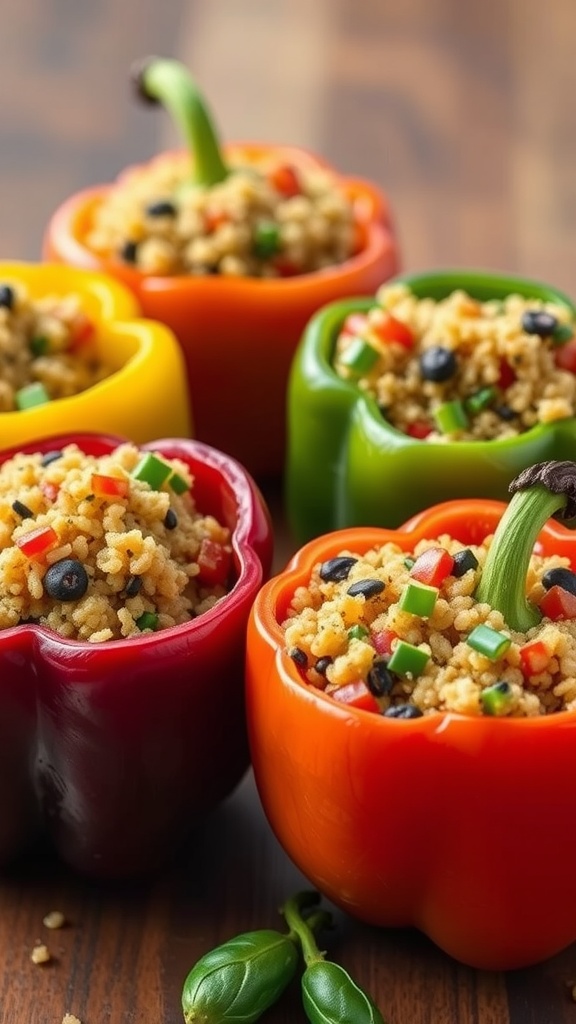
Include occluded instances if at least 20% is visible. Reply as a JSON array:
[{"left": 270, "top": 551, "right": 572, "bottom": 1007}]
[{"left": 2, "top": 1, "right": 576, "bottom": 1022}]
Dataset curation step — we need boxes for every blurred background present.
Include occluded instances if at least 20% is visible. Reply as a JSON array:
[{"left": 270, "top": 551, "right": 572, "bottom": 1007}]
[{"left": 1, "top": 0, "right": 575, "bottom": 293}]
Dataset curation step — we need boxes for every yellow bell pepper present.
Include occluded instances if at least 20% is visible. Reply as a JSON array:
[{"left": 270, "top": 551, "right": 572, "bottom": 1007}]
[{"left": 0, "top": 262, "right": 192, "bottom": 446}]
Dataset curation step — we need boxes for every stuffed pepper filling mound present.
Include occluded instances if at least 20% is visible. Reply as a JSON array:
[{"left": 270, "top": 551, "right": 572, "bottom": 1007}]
[
  {"left": 0, "top": 283, "right": 111, "bottom": 412},
  {"left": 87, "top": 154, "right": 357, "bottom": 278},
  {"left": 0, "top": 443, "right": 233, "bottom": 642},
  {"left": 284, "top": 536, "right": 576, "bottom": 718},
  {"left": 333, "top": 283, "right": 576, "bottom": 441}
]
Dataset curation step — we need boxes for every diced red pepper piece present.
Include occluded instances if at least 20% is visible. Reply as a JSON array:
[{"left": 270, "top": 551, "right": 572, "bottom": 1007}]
[
  {"left": 555, "top": 338, "right": 576, "bottom": 374},
  {"left": 540, "top": 585, "right": 576, "bottom": 621},
  {"left": 91, "top": 473, "right": 130, "bottom": 499},
  {"left": 410, "top": 547, "right": 455, "bottom": 588},
  {"left": 371, "top": 627, "right": 398, "bottom": 656},
  {"left": 204, "top": 209, "right": 229, "bottom": 233},
  {"left": 497, "top": 358, "right": 516, "bottom": 389},
  {"left": 519, "top": 639, "right": 549, "bottom": 676},
  {"left": 197, "top": 539, "right": 233, "bottom": 587},
  {"left": 371, "top": 311, "right": 414, "bottom": 349},
  {"left": 341, "top": 313, "right": 370, "bottom": 338},
  {"left": 40, "top": 481, "right": 59, "bottom": 503},
  {"left": 16, "top": 524, "right": 58, "bottom": 558},
  {"left": 330, "top": 680, "right": 380, "bottom": 713},
  {"left": 268, "top": 164, "right": 301, "bottom": 198},
  {"left": 407, "top": 420, "right": 433, "bottom": 440},
  {"left": 273, "top": 257, "right": 300, "bottom": 278},
  {"left": 69, "top": 314, "right": 95, "bottom": 349}
]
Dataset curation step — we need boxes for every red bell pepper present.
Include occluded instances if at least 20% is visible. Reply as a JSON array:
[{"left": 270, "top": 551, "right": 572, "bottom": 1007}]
[
  {"left": 0, "top": 432, "right": 273, "bottom": 879},
  {"left": 246, "top": 464, "right": 576, "bottom": 970}
]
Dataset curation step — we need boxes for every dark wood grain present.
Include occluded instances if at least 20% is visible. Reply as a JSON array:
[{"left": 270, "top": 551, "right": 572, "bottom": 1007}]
[{"left": 1, "top": 0, "right": 576, "bottom": 1021}]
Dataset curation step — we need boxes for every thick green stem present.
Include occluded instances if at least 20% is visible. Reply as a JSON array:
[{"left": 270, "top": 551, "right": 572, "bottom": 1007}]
[
  {"left": 280, "top": 891, "right": 326, "bottom": 966},
  {"left": 134, "top": 57, "right": 228, "bottom": 186},
  {"left": 475, "top": 484, "right": 566, "bottom": 632}
]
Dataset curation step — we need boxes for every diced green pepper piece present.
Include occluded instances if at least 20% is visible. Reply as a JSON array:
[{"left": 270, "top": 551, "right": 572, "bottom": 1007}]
[
  {"left": 15, "top": 382, "right": 50, "bottom": 410},
  {"left": 132, "top": 453, "right": 172, "bottom": 489},
  {"left": 348, "top": 624, "right": 370, "bottom": 641},
  {"left": 481, "top": 680, "right": 513, "bottom": 716},
  {"left": 136, "top": 611, "right": 159, "bottom": 632},
  {"left": 552, "top": 322, "right": 574, "bottom": 344},
  {"left": 338, "top": 337, "right": 379, "bottom": 377},
  {"left": 466, "top": 623, "right": 511, "bottom": 660},
  {"left": 30, "top": 335, "right": 49, "bottom": 357},
  {"left": 465, "top": 387, "right": 496, "bottom": 416},
  {"left": 168, "top": 470, "right": 190, "bottom": 495},
  {"left": 433, "top": 399, "right": 469, "bottom": 434},
  {"left": 253, "top": 220, "right": 281, "bottom": 258},
  {"left": 403, "top": 556, "right": 415, "bottom": 570},
  {"left": 387, "top": 639, "right": 429, "bottom": 677},
  {"left": 399, "top": 580, "right": 438, "bottom": 617}
]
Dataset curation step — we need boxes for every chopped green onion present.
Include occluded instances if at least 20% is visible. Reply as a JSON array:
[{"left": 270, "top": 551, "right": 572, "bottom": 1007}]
[
  {"left": 552, "top": 323, "right": 574, "bottom": 345},
  {"left": 168, "top": 471, "right": 190, "bottom": 494},
  {"left": 399, "top": 580, "right": 438, "bottom": 617},
  {"left": 348, "top": 624, "right": 370, "bottom": 641},
  {"left": 15, "top": 382, "right": 50, "bottom": 410},
  {"left": 136, "top": 611, "right": 159, "bottom": 632},
  {"left": 465, "top": 387, "right": 496, "bottom": 416},
  {"left": 253, "top": 220, "right": 281, "bottom": 258},
  {"left": 132, "top": 453, "right": 172, "bottom": 489},
  {"left": 433, "top": 399, "right": 469, "bottom": 434},
  {"left": 466, "top": 624, "right": 511, "bottom": 660},
  {"left": 480, "top": 681, "right": 513, "bottom": 716},
  {"left": 338, "top": 337, "right": 379, "bottom": 376},
  {"left": 387, "top": 639, "right": 429, "bottom": 677},
  {"left": 30, "top": 335, "right": 49, "bottom": 357}
]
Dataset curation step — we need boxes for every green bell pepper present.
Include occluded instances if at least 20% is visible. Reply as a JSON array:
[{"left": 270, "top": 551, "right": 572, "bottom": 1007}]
[{"left": 286, "top": 269, "right": 576, "bottom": 542}]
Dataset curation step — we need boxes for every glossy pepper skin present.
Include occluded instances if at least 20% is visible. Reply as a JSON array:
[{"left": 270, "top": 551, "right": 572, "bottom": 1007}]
[
  {"left": 246, "top": 499, "right": 576, "bottom": 970},
  {"left": 43, "top": 144, "right": 399, "bottom": 478},
  {"left": 0, "top": 262, "right": 191, "bottom": 446},
  {"left": 286, "top": 270, "right": 576, "bottom": 541},
  {"left": 0, "top": 432, "right": 273, "bottom": 878}
]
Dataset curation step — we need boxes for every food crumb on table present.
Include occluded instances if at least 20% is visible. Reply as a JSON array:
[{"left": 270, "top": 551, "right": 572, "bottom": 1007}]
[
  {"left": 43, "top": 910, "right": 66, "bottom": 929},
  {"left": 30, "top": 942, "right": 51, "bottom": 964},
  {"left": 62, "top": 1014, "right": 82, "bottom": 1024}
]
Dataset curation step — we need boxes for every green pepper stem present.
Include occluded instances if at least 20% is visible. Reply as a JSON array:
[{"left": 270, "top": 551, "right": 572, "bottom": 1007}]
[
  {"left": 475, "top": 484, "right": 567, "bottom": 632},
  {"left": 135, "top": 57, "right": 228, "bottom": 187},
  {"left": 280, "top": 891, "right": 326, "bottom": 966}
]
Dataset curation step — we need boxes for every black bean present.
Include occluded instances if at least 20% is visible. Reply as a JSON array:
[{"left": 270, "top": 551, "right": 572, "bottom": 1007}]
[
  {"left": 314, "top": 656, "right": 332, "bottom": 676},
  {"left": 319, "top": 556, "right": 358, "bottom": 583},
  {"left": 0, "top": 285, "right": 15, "bottom": 310},
  {"left": 367, "top": 657, "right": 395, "bottom": 697},
  {"left": 43, "top": 559, "right": 89, "bottom": 601},
  {"left": 452, "top": 548, "right": 479, "bottom": 578},
  {"left": 347, "top": 578, "right": 385, "bottom": 599},
  {"left": 521, "top": 310, "right": 558, "bottom": 337},
  {"left": 164, "top": 508, "right": 178, "bottom": 530},
  {"left": 494, "top": 405, "right": 517, "bottom": 421},
  {"left": 288, "top": 646, "right": 308, "bottom": 668},
  {"left": 40, "top": 450, "right": 63, "bottom": 467},
  {"left": 124, "top": 575, "right": 143, "bottom": 597},
  {"left": 146, "top": 199, "right": 177, "bottom": 217},
  {"left": 11, "top": 500, "right": 33, "bottom": 519},
  {"left": 541, "top": 566, "right": 576, "bottom": 595},
  {"left": 384, "top": 704, "right": 423, "bottom": 719},
  {"left": 420, "top": 346, "right": 458, "bottom": 382},
  {"left": 120, "top": 240, "right": 139, "bottom": 263}
]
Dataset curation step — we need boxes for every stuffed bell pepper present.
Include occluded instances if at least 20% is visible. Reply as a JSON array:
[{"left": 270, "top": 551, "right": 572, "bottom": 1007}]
[
  {"left": 0, "top": 261, "right": 191, "bottom": 446},
  {"left": 0, "top": 431, "right": 272, "bottom": 877},
  {"left": 43, "top": 57, "right": 399, "bottom": 477},
  {"left": 247, "top": 460, "right": 576, "bottom": 970},
  {"left": 287, "top": 269, "right": 576, "bottom": 541}
]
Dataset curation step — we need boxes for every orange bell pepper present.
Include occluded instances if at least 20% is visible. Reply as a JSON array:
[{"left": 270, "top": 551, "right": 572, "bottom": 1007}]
[
  {"left": 42, "top": 58, "right": 399, "bottom": 477},
  {"left": 0, "top": 261, "right": 191, "bottom": 446},
  {"left": 246, "top": 474, "right": 576, "bottom": 970}
]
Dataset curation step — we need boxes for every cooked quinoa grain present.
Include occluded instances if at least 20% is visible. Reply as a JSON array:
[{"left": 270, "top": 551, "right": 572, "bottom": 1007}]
[
  {"left": 87, "top": 154, "right": 357, "bottom": 277},
  {"left": 0, "top": 283, "right": 110, "bottom": 411},
  {"left": 0, "top": 443, "right": 233, "bottom": 642},
  {"left": 283, "top": 535, "right": 576, "bottom": 717},
  {"left": 333, "top": 283, "right": 576, "bottom": 441}
]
